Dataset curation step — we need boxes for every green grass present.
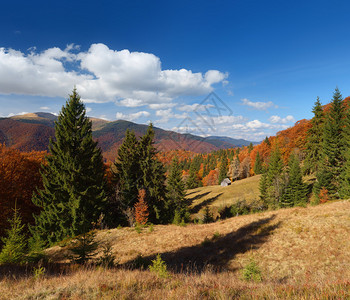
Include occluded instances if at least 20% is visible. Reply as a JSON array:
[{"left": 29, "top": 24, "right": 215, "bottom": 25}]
[{"left": 186, "top": 175, "right": 261, "bottom": 218}]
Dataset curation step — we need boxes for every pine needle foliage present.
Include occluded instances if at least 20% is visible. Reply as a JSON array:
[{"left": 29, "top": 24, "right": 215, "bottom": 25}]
[
  {"left": 314, "top": 88, "right": 345, "bottom": 199},
  {"left": 303, "top": 97, "right": 324, "bottom": 175},
  {"left": 0, "top": 206, "right": 27, "bottom": 264},
  {"left": 31, "top": 88, "right": 107, "bottom": 246}
]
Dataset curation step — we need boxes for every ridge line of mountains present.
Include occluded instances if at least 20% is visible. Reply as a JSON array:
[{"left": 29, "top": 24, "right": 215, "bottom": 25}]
[{"left": 0, "top": 112, "right": 257, "bottom": 160}]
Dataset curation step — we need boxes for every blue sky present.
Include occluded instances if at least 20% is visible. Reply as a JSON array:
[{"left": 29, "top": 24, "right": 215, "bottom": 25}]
[{"left": 0, "top": 0, "right": 350, "bottom": 141}]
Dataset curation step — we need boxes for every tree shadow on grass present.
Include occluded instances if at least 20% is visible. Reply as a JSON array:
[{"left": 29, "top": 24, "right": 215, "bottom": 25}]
[
  {"left": 186, "top": 191, "right": 211, "bottom": 204},
  {"left": 189, "top": 193, "right": 223, "bottom": 214},
  {"left": 124, "top": 215, "right": 280, "bottom": 274}
]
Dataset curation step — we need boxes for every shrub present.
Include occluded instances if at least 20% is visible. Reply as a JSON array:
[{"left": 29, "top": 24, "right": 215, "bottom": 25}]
[
  {"left": 242, "top": 258, "right": 262, "bottom": 282},
  {"left": 68, "top": 231, "right": 98, "bottom": 264},
  {"left": 149, "top": 254, "right": 169, "bottom": 278},
  {"left": 203, "top": 206, "right": 214, "bottom": 223},
  {"left": 97, "top": 241, "right": 116, "bottom": 268},
  {"left": 319, "top": 188, "right": 329, "bottom": 203},
  {"left": 0, "top": 207, "right": 27, "bottom": 264}
]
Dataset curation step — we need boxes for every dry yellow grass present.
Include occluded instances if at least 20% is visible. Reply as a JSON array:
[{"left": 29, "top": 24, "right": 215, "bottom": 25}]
[
  {"left": 186, "top": 175, "right": 261, "bottom": 218},
  {"left": 1, "top": 200, "right": 350, "bottom": 299}
]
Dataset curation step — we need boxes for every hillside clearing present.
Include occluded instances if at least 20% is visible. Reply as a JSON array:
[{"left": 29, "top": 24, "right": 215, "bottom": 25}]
[
  {"left": 1, "top": 200, "right": 350, "bottom": 299},
  {"left": 186, "top": 175, "right": 261, "bottom": 218}
]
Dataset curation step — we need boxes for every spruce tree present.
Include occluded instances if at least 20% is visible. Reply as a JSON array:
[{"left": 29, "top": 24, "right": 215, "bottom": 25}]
[
  {"left": 0, "top": 206, "right": 27, "bottom": 264},
  {"left": 303, "top": 97, "right": 324, "bottom": 175},
  {"left": 167, "top": 157, "right": 187, "bottom": 222},
  {"left": 281, "top": 153, "right": 307, "bottom": 207},
  {"left": 113, "top": 129, "right": 142, "bottom": 209},
  {"left": 315, "top": 88, "right": 345, "bottom": 199},
  {"left": 340, "top": 104, "right": 350, "bottom": 198},
  {"left": 260, "top": 144, "right": 284, "bottom": 208},
  {"left": 186, "top": 161, "right": 201, "bottom": 189},
  {"left": 139, "top": 123, "right": 167, "bottom": 223},
  {"left": 31, "top": 89, "right": 107, "bottom": 246},
  {"left": 218, "top": 155, "right": 228, "bottom": 184},
  {"left": 253, "top": 152, "right": 264, "bottom": 175}
]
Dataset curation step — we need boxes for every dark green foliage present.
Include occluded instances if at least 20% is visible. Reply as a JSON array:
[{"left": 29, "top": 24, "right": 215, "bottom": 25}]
[
  {"left": 253, "top": 152, "right": 264, "bottom": 175},
  {"left": 281, "top": 153, "right": 308, "bottom": 207},
  {"left": 315, "top": 88, "right": 345, "bottom": 199},
  {"left": 218, "top": 155, "right": 228, "bottom": 184},
  {"left": 167, "top": 157, "right": 187, "bottom": 222},
  {"left": 0, "top": 207, "right": 27, "bottom": 264},
  {"left": 138, "top": 124, "right": 167, "bottom": 223},
  {"left": 97, "top": 241, "right": 117, "bottom": 268},
  {"left": 202, "top": 206, "right": 214, "bottom": 223},
  {"left": 340, "top": 105, "right": 350, "bottom": 198},
  {"left": 264, "top": 137, "right": 271, "bottom": 146},
  {"left": 259, "top": 144, "right": 284, "bottom": 209},
  {"left": 68, "top": 231, "right": 99, "bottom": 264},
  {"left": 186, "top": 161, "right": 201, "bottom": 189},
  {"left": 303, "top": 97, "right": 324, "bottom": 175},
  {"left": 113, "top": 124, "right": 168, "bottom": 224},
  {"left": 248, "top": 142, "right": 254, "bottom": 153},
  {"left": 113, "top": 129, "right": 141, "bottom": 209},
  {"left": 31, "top": 89, "right": 107, "bottom": 246}
]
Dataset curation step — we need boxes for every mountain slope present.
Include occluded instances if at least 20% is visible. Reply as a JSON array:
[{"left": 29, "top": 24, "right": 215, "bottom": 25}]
[{"left": 0, "top": 113, "right": 255, "bottom": 159}]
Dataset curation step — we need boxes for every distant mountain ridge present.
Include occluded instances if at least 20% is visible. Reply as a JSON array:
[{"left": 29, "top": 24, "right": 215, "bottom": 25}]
[{"left": 0, "top": 112, "right": 256, "bottom": 160}]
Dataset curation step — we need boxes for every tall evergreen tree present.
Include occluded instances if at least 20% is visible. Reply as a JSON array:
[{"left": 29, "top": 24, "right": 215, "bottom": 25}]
[
  {"left": 31, "top": 89, "right": 107, "bottom": 246},
  {"left": 260, "top": 144, "right": 284, "bottom": 209},
  {"left": 314, "top": 88, "right": 345, "bottom": 199},
  {"left": 139, "top": 124, "right": 167, "bottom": 223},
  {"left": 167, "top": 157, "right": 187, "bottom": 221},
  {"left": 186, "top": 161, "right": 201, "bottom": 189},
  {"left": 281, "top": 153, "right": 307, "bottom": 207},
  {"left": 218, "top": 155, "right": 228, "bottom": 184},
  {"left": 340, "top": 103, "right": 350, "bottom": 198},
  {"left": 113, "top": 129, "right": 141, "bottom": 209},
  {"left": 303, "top": 97, "right": 324, "bottom": 174},
  {"left": 253, "top": 152, "right": 264, "bottom": 175}
]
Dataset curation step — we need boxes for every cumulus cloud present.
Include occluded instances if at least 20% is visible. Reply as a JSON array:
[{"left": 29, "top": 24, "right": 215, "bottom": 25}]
[
  {"left": 177, "top": 103, "right": 214, "bottom": 112},
  {"left": 269, "top": 115, "right": 295, "bottom": 124},
  {"left": 0, "top": 44, "right": 228, "bottom": 107},
  {"left": 116, "top": 111, "right": 150, "bottom": 121},
  {"left": 241, "top": 98, "right": 278, "bottom": 110},
  {"left": 40, "top": 106, "right": 50, "bottom": 110}
]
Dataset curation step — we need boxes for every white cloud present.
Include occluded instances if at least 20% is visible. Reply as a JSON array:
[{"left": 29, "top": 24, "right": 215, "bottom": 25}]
[
  {"left": 178, "top": 103, "right": 214, "bottom": 112},
  {"left": 148, "top": 103, "right": 176, "bottom": 109},
  {"left": 241, "top": 98, "right": 278, "bottom": 110},
  {"left": 115, "top": 111, "right": 150, "bottom": 121},
  {"left": 40, "top": 106, "right": 50, "bottom": 110},
  {"left": 0, "top": 44, "right": 229, "bottom": 107},
  {"left": 86, "top": 107, "right": 92, "bottom": 113},
  {"left": 269, "top": 115, "right": 295, "bottom": 124}
]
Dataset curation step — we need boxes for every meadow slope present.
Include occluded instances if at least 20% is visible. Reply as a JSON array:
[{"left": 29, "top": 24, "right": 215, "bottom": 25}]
[{"left": 1, "top": 200, "right": 350, "bottom": 299}]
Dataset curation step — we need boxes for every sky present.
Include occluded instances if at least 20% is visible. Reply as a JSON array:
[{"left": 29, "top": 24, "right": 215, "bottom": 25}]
[{"left": 0, "top": 0, "right": 350, "bottom": 141}]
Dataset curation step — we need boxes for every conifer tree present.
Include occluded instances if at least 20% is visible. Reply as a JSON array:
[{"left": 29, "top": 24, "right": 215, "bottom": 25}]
[
  {"left": 314, "top": 88, "right": 345, "bottom": 199},
  {"left": 340, "top": 104, "right": 350, "bottom": 198},
  {"left": 0, "top": 206, "right": 27, "bottom": 264},
  {"left": 281, "top": 153, "right": 307, "bottom": 207},
  {"left": 260, "top": 144, "right": 284, "bottom": 208},
  {"left": 218, "top": 155, "right": 228, "bottom": 184},
  {"left": 253, "top": 152, "right": 264, "bottom": 175},
  {"left": 31, "top": 89, "right": 107, "bottom": 246},
  {"left": 113, "top": 129, "right": 142, "bottom": 209},
  {"left": 186, "top": 161, "right": 201, "bottom": 189},
  {"left": 139, "top": 124, "right": 167, "bottom": 223},
  {"left": 134, "top": 189, "right": 149, "bottom": 225},
  {"left": 303, "top": 97, "right": 324, "bottom": 174},
  {"left": 167, "top": 157, "right": 187, "bottom": 221}
]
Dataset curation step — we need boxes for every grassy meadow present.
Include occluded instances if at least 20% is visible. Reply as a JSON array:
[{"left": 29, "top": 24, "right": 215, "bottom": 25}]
[{"left": 1, "top": 199, "right": 350, "bottom": 299}]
